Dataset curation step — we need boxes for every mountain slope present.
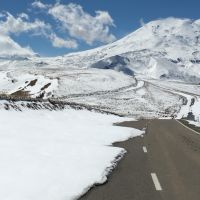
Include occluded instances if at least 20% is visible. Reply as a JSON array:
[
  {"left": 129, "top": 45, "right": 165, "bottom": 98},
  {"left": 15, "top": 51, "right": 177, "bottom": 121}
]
[
  {"left": 0, "top": 17, "right": 200, "bottom": 119},
  {"left": 58, "top": 17, "right": 200, "bottom": 82},
  {"left": 1, "top": 17, "right": 200, "bottom": 81}
]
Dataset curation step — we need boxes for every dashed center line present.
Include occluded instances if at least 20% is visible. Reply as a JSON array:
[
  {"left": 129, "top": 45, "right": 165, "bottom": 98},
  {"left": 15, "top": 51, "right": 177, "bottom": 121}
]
[
  {"left": 151, "top": 173, "right": 162, "bottom": 191},
  {"left": 143, "top": 146, "right": 147, "bottom": 153}
]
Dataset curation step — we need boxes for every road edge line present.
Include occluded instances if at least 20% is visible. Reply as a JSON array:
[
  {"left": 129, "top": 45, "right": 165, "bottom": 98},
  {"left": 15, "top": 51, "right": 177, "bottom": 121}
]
[{"left": 175, "top": 119, "right": 200, "bottom": 136}]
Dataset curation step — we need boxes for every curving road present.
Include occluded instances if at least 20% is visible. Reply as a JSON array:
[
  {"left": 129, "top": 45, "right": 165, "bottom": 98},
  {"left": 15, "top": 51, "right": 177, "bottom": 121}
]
[{"left": 80, "top": 119, "right": 200, "bottom": 200}]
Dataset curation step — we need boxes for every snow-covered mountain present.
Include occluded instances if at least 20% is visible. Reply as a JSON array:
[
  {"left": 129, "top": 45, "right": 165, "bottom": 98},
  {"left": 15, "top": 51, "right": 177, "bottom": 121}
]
[
  {"left": 57, "top": 17, "right": 200, "bottom": 82},
  {"left": 2, "top": 17, "right": 200, "bottom": 80},
  {"left": 0, "top": 17, "right": 200, "bottom": 119}
]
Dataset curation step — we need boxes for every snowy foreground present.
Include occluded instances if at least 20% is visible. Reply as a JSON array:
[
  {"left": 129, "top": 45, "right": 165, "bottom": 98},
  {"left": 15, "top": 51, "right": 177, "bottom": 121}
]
[{"left": 0, "top": 109, "right": 142, "bottom": 200}]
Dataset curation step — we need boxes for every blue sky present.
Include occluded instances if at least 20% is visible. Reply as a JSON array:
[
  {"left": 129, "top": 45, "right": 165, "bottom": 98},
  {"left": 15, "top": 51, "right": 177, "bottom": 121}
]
[{"left": 0, "top": 0, "right": 199, "bottom": 57}]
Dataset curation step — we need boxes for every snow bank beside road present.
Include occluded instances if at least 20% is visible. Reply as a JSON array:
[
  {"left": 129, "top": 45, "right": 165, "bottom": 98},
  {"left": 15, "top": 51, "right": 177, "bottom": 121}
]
[
  {"left": 187, "top": 120, "right": 200, "bottom": 127},
  {"left": 0, "top": 109, "right": 142, "bottom": 200}
]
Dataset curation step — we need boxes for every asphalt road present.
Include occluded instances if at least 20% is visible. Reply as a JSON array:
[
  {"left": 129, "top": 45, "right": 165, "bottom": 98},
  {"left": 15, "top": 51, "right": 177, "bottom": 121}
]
[{"left": 79, "top": 119, "right": 200, "bottom": 200}]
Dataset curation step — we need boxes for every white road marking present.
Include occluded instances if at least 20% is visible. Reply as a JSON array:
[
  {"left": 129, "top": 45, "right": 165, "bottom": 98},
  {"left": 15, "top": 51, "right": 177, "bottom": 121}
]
[
  {"left": 151, "top": 173, "right": 162, "bottom": 191},
  {"left": 175, "top": 120, "right": 200, "bottom": 136},
  {"left": 143, "top": 146, "right": 147, "bottom": 153}
]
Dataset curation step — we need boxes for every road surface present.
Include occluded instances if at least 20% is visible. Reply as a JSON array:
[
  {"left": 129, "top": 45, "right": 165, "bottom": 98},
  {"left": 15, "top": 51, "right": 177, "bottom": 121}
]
[{"left": 80, "top": 119, "right": 200, "bottom": 200}]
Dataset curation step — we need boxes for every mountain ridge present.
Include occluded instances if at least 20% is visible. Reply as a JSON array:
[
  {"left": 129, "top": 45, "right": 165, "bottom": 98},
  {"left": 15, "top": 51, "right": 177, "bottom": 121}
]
[
  {"left": 0, "top": 17, "right": 200, "bottom": 119},
  {"left": 50, "top": 17, "right": 200, "bottom": 83}
]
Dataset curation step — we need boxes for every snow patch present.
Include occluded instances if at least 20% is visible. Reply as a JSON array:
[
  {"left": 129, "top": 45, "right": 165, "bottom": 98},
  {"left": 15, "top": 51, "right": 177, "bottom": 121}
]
[{"left": 0, "top": 109, "right": 142, "bottom": 200}]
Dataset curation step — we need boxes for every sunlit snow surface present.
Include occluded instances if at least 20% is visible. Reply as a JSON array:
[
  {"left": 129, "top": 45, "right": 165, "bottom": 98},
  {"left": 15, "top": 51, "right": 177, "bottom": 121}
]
[
  {"left": 0, "top": 109, "right": 142, "bottom": 200},
  {"left": 0, "top": 65, "right": 200, "bottom": 119}
]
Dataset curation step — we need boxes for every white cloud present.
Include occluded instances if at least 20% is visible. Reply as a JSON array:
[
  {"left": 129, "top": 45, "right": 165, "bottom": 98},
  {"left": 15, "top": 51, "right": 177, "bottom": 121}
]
[
  {"left": 0, "top": 12, "right": 79, "bottom": 50},
  {"left": 49, "top": 33, "right": 78, "bottom": 49},
  {"left": 0, "top": 13, "right": 43, "bottom": 57},
  {"left": 0, "top": 33, "right": 35, "bottom": 57},
  {"left": 0, "top": 12, "right": 77, "bottom": 51},
  {"left": 0, "top": 2, "right": 116, "bottom": 55},
  {"left": 18, "top": 13, "right": 29, "bottom": 20},
  {"left": 95, "top": 11, "right": 114, "bottom": 25},
  {"left": 0, "top": 12, "right": 51, "bottom": 36},
  {"left": 48, "top": 3, "right": 116, "bottom": 45},
  {"left": 31, "top": 1, "right": 49, "bottom": 9}
]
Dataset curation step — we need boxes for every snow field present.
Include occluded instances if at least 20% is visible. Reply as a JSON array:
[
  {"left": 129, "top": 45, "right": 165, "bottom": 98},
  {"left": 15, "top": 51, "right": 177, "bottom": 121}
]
[{"left": 0, "top": 109, "right": 142, "bottom": 200}]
